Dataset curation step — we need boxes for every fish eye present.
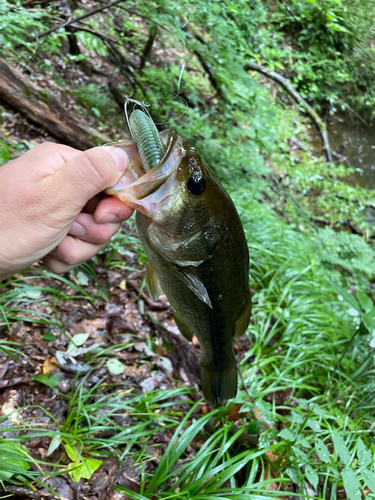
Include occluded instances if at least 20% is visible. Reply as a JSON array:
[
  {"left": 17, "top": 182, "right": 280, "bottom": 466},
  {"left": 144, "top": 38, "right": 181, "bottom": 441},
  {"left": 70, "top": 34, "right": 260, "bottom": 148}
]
[{"left": 187, "top": 175, "right": 206, "bottom": 195}]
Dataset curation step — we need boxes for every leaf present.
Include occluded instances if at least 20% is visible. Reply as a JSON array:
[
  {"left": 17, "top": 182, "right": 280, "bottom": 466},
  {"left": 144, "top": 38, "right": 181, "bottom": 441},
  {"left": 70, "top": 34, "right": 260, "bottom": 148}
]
[
  {"left": 69, "top": 461, "right": 84, "bottom": 483},
  {"left": 362, "top": 467, "right": 375, "bottom": 492},
  {"left": 332, "top": 433, "right": 350, "bottom": 465},
  {"left": 47, "top": 437, "right": 61, "bottom": 456},
  {"left": 307, "top": 418, "right": 321, "bottom": 432},
  {"left": 76, "top": 270, "right": 89, "bottom": 286},
  {"left": 239, "top": 401, "right": 254, "bottom": 413},
  {"left": 305, "top": 464, "right": 318, "bottom": 489},
  {"left": 255, "top": 400, "right": 276, "bottom": 425},
  {"left": 357, "top": 291, "right": 373, "bottom": 314},
  {"left": 291, "top": 446, "right": 308, "bottom": 465},
  {"left": 295, "top": 398, "right": 309, "bottom": 409},
  {"left": 278, "top": 428, "right": 296, "bottom": 442},
  {"left": 65, "top": 444, "right": 79, "bottom": 462},
  {"left": 315, "top": 438, "right": 331, "bottom": 463},
  {"left": 106, "top": 358, "right": 125, "bottom": 375},
  {"left": 80, "top": 458, "right": 102, "bottom": 479},
  {"left": 68, "top": 458, "right": 102, "bottom": 482},
  {"left": 357, "top": 438, "right": 372, "bottom": 467},
  {"left": 43, "top": 356, "right": 58, "bottom": 374},
  {"left": 342, "top": 468, "right": 361, "bottom": 500},
  {"left": 0, "top": 441, "right": 31, "bottom": 479},
  {"left": 67, "top": 333, "right": 90, "bottom": 352},
  {"left": 33, "top": 373, "right": 62, "bottom": 388},
  {"left": 286, "top": 466, "right": 301, "bottom": 484},
  {"left": 42, "top": 332, "right": 56, "bottom": 341}
]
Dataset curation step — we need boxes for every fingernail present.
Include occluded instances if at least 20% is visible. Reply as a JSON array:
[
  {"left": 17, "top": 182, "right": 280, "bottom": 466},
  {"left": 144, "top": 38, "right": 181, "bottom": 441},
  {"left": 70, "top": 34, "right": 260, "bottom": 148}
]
[
  {"left": 95, "top": 213, "right": 120, "bottom": 223},
  {"left": 110, "top": 148, "right": 128, "bottom": 171},
  {"left": 69, "top": 221, "right": 86, "bottom": 237}
]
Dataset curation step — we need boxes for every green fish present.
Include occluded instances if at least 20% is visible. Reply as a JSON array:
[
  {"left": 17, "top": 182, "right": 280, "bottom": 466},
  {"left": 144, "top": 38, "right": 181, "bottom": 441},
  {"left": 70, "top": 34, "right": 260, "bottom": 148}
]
[{"left": 106, "top": 116, "right": 251, "bottom": 405}]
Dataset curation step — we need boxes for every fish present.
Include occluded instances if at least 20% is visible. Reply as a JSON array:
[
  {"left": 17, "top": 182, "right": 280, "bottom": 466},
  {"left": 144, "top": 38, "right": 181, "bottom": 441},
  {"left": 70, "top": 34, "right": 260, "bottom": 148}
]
[{"left": 106, "top": 114, "right": 251, "bottom": 405}]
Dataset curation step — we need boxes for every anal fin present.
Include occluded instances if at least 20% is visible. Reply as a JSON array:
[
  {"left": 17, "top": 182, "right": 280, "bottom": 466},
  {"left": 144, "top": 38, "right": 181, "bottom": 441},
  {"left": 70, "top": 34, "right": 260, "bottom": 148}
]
[{"left": 173, "top": 312, "right": 193, "bottom": 342}]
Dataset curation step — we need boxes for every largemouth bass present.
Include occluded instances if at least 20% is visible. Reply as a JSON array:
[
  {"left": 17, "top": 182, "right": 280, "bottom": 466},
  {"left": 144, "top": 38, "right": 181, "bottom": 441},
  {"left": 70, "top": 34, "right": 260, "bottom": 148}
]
[{"left": 106, "top": 119, "right": 251, "bottom": 405}]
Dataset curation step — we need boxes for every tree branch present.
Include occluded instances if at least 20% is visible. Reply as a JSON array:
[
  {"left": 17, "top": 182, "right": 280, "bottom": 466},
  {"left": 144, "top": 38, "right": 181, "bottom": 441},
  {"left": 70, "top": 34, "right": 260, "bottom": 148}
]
[
  {"left": 244, "top": 61, "right": 333, "bottom": 163},
  {"left": 34, "top": 0, "right": 129, "bottom": 40}
]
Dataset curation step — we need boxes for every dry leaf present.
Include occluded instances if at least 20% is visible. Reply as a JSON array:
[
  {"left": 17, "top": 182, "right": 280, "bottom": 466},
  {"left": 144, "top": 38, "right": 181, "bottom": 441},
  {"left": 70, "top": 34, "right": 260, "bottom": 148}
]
[
  {"left": 265, "top": 451, "right": 279, "bottom": 462},
  {"left": 43, "top": 356, "right": 58, "bottom": 374}
]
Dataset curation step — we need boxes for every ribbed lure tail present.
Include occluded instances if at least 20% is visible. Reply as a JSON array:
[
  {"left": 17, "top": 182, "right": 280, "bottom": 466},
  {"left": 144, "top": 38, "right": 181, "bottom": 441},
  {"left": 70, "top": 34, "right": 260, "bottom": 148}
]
[
  {"left": 200, "top": 361, "right": 237, "bottom": 405},
  {"left": 129, "top": 109, "right": 165, "bottom": 171}
]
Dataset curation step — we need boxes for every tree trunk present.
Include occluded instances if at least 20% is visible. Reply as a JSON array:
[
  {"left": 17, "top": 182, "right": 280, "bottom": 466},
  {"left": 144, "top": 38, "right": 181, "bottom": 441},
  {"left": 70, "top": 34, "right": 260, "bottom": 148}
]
[{"left": 0, "top": 58, "right": 111, "bottom": 150}]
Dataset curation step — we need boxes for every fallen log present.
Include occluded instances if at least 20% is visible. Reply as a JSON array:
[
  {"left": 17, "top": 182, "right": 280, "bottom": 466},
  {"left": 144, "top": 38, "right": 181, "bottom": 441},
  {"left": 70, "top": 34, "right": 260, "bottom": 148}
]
[{"left": 0, "top": 57, "right": 111, "bottom": 150}]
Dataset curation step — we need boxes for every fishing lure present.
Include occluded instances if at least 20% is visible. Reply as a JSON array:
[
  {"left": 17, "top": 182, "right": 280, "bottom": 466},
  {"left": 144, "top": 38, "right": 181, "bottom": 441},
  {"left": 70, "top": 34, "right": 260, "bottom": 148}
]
[{"left": 124, "top": 98, "right": 165, "bottom": 171}]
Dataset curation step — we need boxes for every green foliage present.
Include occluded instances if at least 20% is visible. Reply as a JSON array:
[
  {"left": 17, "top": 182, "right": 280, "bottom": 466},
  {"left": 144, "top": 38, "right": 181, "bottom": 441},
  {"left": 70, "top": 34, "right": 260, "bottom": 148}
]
[
  {"left": 72, "top": 83, "right": 118, "bottom": 121},
  {"left": 0, "top": 0, "right": 50, "bottom": 60},
  {"left": 0, "top": 441, "right": 31, "bottom": 481},
  {"left": 310, "top": 227, "right": 375, "bottom": 290},
  {"left": 268, "top": 0, "right": 375, "bottom": 113}
]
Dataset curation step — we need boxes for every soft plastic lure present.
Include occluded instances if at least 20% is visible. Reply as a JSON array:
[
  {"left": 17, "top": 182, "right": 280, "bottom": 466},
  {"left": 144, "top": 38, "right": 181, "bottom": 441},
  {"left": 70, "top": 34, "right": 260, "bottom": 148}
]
[{"left": 128, "top": 109, "right": 165, "bottom": 171}]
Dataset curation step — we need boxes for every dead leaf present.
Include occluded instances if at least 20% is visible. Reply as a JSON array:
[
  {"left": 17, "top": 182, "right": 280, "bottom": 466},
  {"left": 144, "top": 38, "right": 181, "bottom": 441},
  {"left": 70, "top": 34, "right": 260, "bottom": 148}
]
[
  {"left": 228, "top": 403, "right": 247, "bottom": 421},
  {"left": 265, "top": 451, "right": 279, "bottom": 462},
  {"left": 43, "top": 355, "right": 58, "bottom": 374}
]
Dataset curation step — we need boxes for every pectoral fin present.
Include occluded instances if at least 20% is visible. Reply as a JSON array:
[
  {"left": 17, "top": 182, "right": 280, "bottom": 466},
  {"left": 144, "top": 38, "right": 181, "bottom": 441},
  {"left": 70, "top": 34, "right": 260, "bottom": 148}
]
[
  {"left": 145, "top": 261, "right": 161, "bottom": 302},
  {"left": 173, "top": 267, "right": 212, "bottom": 309},
  {"left": 234, "top": 291, "right": 252, "bottom": 338},
  {"left": 173, "top": 312, "right": 193, "bottom": 341}
]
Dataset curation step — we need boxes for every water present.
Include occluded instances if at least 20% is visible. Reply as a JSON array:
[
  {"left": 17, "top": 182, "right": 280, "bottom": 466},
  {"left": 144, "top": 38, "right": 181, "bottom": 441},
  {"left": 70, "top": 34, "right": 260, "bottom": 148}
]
[{"left": 328, "top": 114, "right": 375, "bottom": 190}]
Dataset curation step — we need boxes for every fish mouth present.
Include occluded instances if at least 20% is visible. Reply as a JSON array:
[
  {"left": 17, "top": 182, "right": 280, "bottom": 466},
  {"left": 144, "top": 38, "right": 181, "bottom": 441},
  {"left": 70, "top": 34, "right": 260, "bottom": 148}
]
[
  {"left": 130, "top": 127, "right": 182, "bottom": 199},
  {"left": 105, "top": 127, "right": 183, "bottom": 216}
]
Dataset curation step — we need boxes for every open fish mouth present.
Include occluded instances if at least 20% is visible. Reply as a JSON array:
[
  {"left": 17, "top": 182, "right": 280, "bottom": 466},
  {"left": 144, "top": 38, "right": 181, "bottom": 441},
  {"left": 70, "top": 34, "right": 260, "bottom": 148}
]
[{"left": 105, "top": 128, "right": 183, "bottom": 215}]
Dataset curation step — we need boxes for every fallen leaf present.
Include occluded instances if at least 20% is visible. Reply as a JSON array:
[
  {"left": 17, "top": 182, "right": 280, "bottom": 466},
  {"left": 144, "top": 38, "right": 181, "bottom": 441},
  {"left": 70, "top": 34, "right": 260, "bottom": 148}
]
[
  {"left": 43, "top": 356, "right": 58, "bottom": 374},
  {"left": 107, "top": 359, "right": 125, "bottom": 375},
  {"left": 265, "top": 451, "right": 279, "bottom": 462}
]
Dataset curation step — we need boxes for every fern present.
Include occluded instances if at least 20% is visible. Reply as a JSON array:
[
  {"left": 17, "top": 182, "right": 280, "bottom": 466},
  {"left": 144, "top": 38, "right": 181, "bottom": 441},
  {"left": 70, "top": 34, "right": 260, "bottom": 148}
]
[{"left": 310, "top": 227, "right": 375, "bottom": 289}]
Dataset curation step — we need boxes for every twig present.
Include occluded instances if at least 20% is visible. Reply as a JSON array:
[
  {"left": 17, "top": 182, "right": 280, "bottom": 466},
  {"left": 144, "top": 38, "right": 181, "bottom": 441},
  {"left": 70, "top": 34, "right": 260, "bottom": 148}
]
[
  {"left": 0, "top": 484, "right": 41, "bottom": 499},
  {"left": 244, "top": 61, "right": 333, "bottom": 163},
  {"left": 33, "top": 0, "right": 129, "bottom": 40}
]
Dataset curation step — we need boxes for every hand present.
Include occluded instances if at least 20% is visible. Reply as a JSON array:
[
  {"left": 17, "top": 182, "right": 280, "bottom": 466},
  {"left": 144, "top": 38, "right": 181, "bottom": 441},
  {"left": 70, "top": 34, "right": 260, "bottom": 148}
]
[{"left": 0, "top": 141, "right": 139, "bottom": 280}]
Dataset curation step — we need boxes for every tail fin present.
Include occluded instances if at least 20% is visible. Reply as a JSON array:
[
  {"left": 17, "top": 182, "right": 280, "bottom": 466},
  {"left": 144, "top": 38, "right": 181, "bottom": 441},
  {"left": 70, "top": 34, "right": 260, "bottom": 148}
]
[{"left": 200, "top": 362, "right": 237, "bottom": 406}]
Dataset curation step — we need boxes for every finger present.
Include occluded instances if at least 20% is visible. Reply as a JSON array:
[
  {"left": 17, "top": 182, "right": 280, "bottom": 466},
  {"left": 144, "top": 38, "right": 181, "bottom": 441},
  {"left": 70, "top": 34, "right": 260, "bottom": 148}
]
[
  {"left": 45, "top": 147, "right": 129, "bottom": 216},
  {"left": 83, "top": 194, "right": 102, "bottom": 214},
  {"left": 94, "top": 197, "right": 134, "bottom": 223},
  {"left": 43, "top": 235, "right": 109, "bottom": 270},
  {"left": 68, "top": 212, "right": 121, "bottom": 245}
]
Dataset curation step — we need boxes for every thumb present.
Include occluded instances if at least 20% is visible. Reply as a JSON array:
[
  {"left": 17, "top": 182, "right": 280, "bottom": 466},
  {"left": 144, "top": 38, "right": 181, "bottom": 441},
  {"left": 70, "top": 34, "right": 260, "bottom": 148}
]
[{"left": 53, "top": 146, "right": 128, "bottom": 211}]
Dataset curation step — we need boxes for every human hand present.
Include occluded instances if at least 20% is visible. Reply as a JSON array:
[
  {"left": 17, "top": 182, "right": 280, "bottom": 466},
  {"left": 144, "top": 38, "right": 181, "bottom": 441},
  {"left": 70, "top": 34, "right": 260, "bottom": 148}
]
[{"left": 0, "top": 141, "right": 139, "bottom": 280}]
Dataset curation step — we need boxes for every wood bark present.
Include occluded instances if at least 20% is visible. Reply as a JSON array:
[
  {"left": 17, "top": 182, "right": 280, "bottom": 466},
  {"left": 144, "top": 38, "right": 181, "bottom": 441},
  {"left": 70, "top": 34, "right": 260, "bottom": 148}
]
[{"left": 0, "top": 58, "right": 111, "bottom": 149}]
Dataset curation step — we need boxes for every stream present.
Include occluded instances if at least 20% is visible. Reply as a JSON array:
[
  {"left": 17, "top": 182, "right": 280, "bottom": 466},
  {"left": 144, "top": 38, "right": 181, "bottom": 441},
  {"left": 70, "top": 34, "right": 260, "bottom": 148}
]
[{"left": 328, "top": 114, "right": 375, "bottom": 190}]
